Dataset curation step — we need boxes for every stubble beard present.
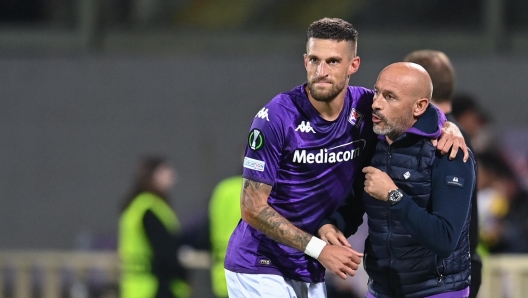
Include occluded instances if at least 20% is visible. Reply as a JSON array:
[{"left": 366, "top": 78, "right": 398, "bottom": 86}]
[
  {"left": 307, "top": 77, "right": 347, "bottom": 103},
  {"left": 372, "top": 110, "right": 414, "bottom": 141}
]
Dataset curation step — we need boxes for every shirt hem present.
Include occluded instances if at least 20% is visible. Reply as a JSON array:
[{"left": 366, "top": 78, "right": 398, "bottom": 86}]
[{"left": 224, "top": 264, "right": 325, "bottom": 283}]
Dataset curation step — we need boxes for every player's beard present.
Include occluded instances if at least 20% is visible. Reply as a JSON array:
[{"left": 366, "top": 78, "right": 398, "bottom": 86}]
[
  {"left": 372, "top": 110, "right": 414, "bottom": 141},
  {"left": 307, "top": 76, "right": 347, "bottom": 103}
]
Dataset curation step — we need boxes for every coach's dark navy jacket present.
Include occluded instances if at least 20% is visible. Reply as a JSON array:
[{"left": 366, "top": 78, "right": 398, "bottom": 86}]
[{"left": 324, "top": 105, "right": 475, "bottom": 298}]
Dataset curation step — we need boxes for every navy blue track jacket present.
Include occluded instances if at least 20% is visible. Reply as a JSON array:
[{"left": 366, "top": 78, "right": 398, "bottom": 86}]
[{"left": 322, "top": 105, "right": 476, "bottom": 297}]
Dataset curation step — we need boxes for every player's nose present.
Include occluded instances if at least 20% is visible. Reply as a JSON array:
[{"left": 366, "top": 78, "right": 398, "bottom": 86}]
[{"left": 316, "top": 62, "right": 328, "bottom": 77}]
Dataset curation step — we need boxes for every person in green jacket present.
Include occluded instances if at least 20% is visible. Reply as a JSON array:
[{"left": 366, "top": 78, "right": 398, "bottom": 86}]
[
  {"left": 209, "top": 175, "right": 243, "bottom": 298},
  {"left": 119, "top": 156, "right": 190, "bottom": 298}
]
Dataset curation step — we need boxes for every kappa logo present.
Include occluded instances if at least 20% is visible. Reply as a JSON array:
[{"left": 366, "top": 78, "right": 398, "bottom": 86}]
[
  {"left": 348, "top": 108, "right": 363, "bottom": 127},
  {"left": 403, "top": 171, "right": 411, "bottom": 179},
  {"left": 255, "top": 108, "right": 270, "bottom": 121},
  {"left": 295, "top": 121, "right": 316, "bottom": 133}
]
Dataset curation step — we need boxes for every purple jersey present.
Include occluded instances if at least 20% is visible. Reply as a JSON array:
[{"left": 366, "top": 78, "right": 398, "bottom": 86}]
[{"left": 224, "top": 84, "right": 377, "bottom": 283}]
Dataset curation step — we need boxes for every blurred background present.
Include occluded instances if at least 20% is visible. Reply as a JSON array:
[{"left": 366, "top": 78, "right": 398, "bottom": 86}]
[{"left": 0, "top": 0, "right": 527, "bottom": 297}]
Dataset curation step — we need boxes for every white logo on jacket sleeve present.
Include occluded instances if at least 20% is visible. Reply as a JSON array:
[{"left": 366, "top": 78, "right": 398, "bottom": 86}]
[
  {"left": 446, "top": 175, "right": 464, "bottom": 187},
  {"left": 255, "top": 108, "right": 270, "bottom": 121},
  {"left": 295, "top": 121, "right": 316, "bottom": 133},
  {"left": 243, "top": 157, "right": 265, "bottom": 172},
  {"left": 403, "top": 171, "right": 411, "bottom": 179}
]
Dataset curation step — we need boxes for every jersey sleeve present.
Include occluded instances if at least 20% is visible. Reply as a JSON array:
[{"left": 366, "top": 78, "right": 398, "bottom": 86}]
[{"left": 242, "top": 103, "right": 285, "bottom": 186}]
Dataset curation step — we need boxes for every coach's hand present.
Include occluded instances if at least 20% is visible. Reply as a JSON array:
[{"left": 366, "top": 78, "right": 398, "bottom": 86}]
[
  {"left": 318, "top": 245, "right": 363, "bottom": 280},
  {"left": 363, "top": 166, "right": 397, "bottom": 201},
  {"left": 318, "top": 224, "right": 350, "bottom": 247}
]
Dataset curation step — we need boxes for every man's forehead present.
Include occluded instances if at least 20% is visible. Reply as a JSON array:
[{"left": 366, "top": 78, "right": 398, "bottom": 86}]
[
  {"left": 306, "top": 38, "right": 351, "bottom": 52},
  {"left": 376, "top": 71, "right": 408, "bottom": 89}
]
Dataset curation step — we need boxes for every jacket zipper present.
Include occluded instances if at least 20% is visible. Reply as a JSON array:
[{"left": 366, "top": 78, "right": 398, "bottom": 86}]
[
  {"left": 434, "top": 255, "right": 445, "bottom": 286},
  {"left": 386, "top": 143, "right": 394, "bottom": 289}
]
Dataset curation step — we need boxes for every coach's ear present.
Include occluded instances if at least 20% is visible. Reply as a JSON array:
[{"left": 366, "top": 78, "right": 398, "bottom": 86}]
[{"left": 413, "top": 98, "right": 429, "bottom": 118}]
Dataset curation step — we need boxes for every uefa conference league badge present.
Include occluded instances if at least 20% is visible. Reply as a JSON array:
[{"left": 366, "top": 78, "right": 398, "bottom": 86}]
[{"left": 248, "top": 129, "right": 264, "bottom": 151}]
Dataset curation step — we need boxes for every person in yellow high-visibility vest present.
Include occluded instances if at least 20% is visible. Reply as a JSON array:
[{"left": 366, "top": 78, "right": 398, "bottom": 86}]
[
  {"left": 119, "top": 156, "right": 190, "bottom": 298},
  {"left": 209, "top": 175, "right": 243, "bottom": 298}
]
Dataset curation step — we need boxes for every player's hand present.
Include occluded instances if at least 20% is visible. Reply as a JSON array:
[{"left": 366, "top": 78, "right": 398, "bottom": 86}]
[
  {"left": 318, "top": 224, "right": 350, "bottom": 247},
  {"left": 434, "top": 121, "right": 469, "bottom": 162},
  {"left": 362, "top": 166, "right": 398, "bottom": 201},
  {"left": 318, "top": 245, "right": 363, "bottom": 280}
]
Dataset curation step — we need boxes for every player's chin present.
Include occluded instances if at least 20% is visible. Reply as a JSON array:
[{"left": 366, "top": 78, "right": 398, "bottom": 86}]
[
  {"left": 312, "top": 91, "right": 336, "bottom": 102},
  {"left": 311, "top": 86, "right": 330, "bottom": 96}
]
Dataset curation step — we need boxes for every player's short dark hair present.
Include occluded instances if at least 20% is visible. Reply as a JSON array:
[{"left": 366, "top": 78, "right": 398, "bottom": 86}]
[
  {"left": 307, "top": 18, "right": 358, "bottom": 54},
  {"left": 404, "top": 50, "right": 455, "bottom": 104}
]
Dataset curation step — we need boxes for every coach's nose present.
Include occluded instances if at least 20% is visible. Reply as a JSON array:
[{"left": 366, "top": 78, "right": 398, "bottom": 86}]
[{"left": 372, "top": 92, "right": 382, "bottom": 110}]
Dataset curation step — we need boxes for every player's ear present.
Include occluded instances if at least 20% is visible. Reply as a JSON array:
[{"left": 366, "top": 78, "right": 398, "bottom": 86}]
[
  {"left": 348, "top": 56, "right": 360, "bottom": 77},
  {"left": 413, "top": 98, "right": 429, "bottom": 117},
  {"left": 304, "top": 54, "right": 309, "bottom": 69}
]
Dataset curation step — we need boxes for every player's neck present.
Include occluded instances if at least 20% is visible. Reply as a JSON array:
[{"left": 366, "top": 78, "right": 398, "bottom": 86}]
[{"left": 306, "top": 89, "right": 346, "bottom": 122}]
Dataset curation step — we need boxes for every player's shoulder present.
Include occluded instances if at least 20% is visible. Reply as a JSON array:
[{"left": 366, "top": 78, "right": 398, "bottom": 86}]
[
  {"left": 260, "top": 85, "right": 304, "bottom": 116},
  {"left": 275, "top": 84, "right": 305, "bottom": 107},
  {"left": 348, "top": 85, "right": 373, "bottom": 93},
  {"left": 347, "top": 86, "right": 374, "bottom": 115},
  {"left": 347, "top": 86, "right": 375, "bottom": 100}
]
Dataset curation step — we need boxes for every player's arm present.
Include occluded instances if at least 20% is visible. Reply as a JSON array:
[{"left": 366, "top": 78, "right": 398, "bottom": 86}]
[
  {"left": 241, "top": 178, "right": 311, "bottom": 251},
  {"left": 241, "top": 178, "right": 363, "bottom": 279},
  {"left": 241, "top": 106, "right": 313, "bottom": 251}
]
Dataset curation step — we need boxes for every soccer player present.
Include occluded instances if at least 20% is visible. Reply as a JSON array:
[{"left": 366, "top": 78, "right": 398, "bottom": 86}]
[
  {"left": 225, "top": 18, "right": 468, "bottom": 298},
  {"left": 403, "top": 50, "right": 482, "bottom": 298},
  {"left": 320, "top": 62, "right": 475, "bottom": 297}
]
